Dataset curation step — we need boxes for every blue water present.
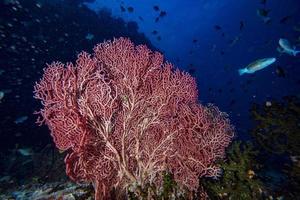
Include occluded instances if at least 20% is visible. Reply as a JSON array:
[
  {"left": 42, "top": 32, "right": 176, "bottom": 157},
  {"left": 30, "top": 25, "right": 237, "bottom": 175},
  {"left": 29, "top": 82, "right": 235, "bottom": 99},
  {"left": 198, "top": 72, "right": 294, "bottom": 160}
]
[{"left": 85, "top": 0, "right": 300, "bottom": 138}]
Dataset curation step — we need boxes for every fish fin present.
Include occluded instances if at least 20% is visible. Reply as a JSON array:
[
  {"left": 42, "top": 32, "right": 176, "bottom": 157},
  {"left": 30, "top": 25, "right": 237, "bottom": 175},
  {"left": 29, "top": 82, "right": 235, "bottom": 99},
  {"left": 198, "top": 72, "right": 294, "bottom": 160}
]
[
  {"left": 238, "top": 68, "right": 248, "bottom": 75},
  {"left": 263, "top": 17, "right": 271, "bottom": 24},
  {"left": 277, "top": 46, "right": 284, "bottom": 53}
]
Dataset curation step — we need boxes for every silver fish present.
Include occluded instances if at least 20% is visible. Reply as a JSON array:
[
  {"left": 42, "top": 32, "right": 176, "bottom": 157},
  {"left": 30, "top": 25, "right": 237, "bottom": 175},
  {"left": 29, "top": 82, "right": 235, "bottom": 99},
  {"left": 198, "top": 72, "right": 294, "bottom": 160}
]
[
  {"left": 278, "top": 38, "right": 300, "bottom": 56},
  {"left": 238, "top": 57, "right": 276, "bottom": 75}
]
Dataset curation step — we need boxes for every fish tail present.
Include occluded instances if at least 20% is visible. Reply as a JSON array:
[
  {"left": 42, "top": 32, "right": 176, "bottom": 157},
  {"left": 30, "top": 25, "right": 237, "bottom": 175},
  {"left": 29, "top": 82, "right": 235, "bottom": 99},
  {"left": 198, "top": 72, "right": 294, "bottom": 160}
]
[
  {"left": 238, "top": 68, "right": 247, "bottom": 75},
  {"left": 263, "top": 17, "right": 271, "bottom": 24},
  {"left": 293, "top": 50, "right": 300, "bottom": 56}
]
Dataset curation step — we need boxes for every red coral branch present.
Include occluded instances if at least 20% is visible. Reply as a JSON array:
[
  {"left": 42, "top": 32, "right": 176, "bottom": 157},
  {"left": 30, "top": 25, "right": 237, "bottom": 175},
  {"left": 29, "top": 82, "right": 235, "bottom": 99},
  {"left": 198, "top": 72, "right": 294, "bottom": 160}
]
[{"left": 34, "top": 37, "right": 234, "bottom": 199}]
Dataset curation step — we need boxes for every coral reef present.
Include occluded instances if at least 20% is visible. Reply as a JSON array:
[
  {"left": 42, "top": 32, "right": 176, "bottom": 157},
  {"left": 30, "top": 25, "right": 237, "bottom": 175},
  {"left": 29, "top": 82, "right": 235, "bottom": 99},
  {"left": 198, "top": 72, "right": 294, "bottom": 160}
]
[
  {"left": 251, "top": 96, "right": 300, "bottom": 198},
  {"left": 201, "top": 141, "right": 264, "bottom": 200},
  {"left": 251, "top": 96, "right": 300, "bottom": 155},
  {"left": 33, "top": 37, "right": 234, "bottom": 199}
]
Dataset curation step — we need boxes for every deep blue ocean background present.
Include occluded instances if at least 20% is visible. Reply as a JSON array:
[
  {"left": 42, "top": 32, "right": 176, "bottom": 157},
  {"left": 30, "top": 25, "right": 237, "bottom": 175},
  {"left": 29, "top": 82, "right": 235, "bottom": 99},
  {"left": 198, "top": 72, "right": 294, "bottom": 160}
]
[
  {"left": 0, "top": 0, "right": 299, "bottom": 198},
  {"left": 83, "top": 0, "right": 300, "bottom": 138},
  {"left": 1, "top": 0, "right": 299, "bottom": 148}
]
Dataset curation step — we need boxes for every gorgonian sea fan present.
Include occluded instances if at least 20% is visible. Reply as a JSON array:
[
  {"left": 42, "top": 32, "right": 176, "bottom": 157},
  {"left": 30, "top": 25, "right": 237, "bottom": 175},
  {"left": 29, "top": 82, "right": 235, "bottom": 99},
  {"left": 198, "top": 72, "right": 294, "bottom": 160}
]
[{"left": 33, "top": 37, "right": 234, "bottom": 199}]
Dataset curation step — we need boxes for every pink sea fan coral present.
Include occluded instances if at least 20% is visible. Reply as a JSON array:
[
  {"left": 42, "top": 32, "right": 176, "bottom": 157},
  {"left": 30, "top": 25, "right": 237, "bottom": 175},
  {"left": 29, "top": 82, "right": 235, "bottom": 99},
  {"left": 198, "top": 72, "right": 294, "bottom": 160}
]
[{"left": 33, "top": 37, "right": 234, "bottom": 199}]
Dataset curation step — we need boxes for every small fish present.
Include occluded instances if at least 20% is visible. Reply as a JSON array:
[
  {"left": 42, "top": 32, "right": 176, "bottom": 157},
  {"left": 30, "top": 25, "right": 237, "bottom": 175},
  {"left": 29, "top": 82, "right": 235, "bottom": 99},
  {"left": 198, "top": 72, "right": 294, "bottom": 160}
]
[
  {"left": 290, "top": 155, "right": 299, "bottom": 163},
  {"left": 127, "top": 6, "right": 134, "bottom": 13},
  {"left": 85, "top": 33, "right": 94, "bottom": 40},
  {"left": 262, "top": 16, "right": 271, "bottom": 24},
  {"left": 35, "top": 3, "right": 42, "bottom": 8},
  {"left": 14, "top": 115, "right": 28, "bottom": 124},
  {"left": 18, "top": 148, "right": 34, "bottom": 156},
  {"left": 239, "top": 20, "right": 245, "bottom": 31},
  {"left": 265, "top": 101, "right": 272, "bottom": 107},
  {"left": 214, "top": 25, "right": 222, "bottom": 31},
  {"left": 229, "top": 36, "right": 240, "bottom": 47},
  {"left": 120, "top": 5, "right": 126, "bottom": 12},
  {"left": 0, "top": 91, "right": 4, "bottom": 102},
  {"left": 257, "top": 8, "right": 269, "bottom": 17},
  {"left": 159, "top": 11, "right": 167, "bottom": 17},
  {"left": 278, "top": 38, "right": 300, "bottom": 56},
  {"left": 153, "top": 5, "right": 159, "bottom": 11},
  {"left": 238, "top": 57, "right": 276, "bottom": 75},
  {"left": 260, "top": 0, "right": 267, "bottom": 5},
  {"left": 152, "top": 30, "right": 158, "bottom": 35},
  {"left": 279, "top": 15, "right": 292, "bottom": 24},
  {"left": 257, "top": 9, "right": 271, "bottom": 24}
]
